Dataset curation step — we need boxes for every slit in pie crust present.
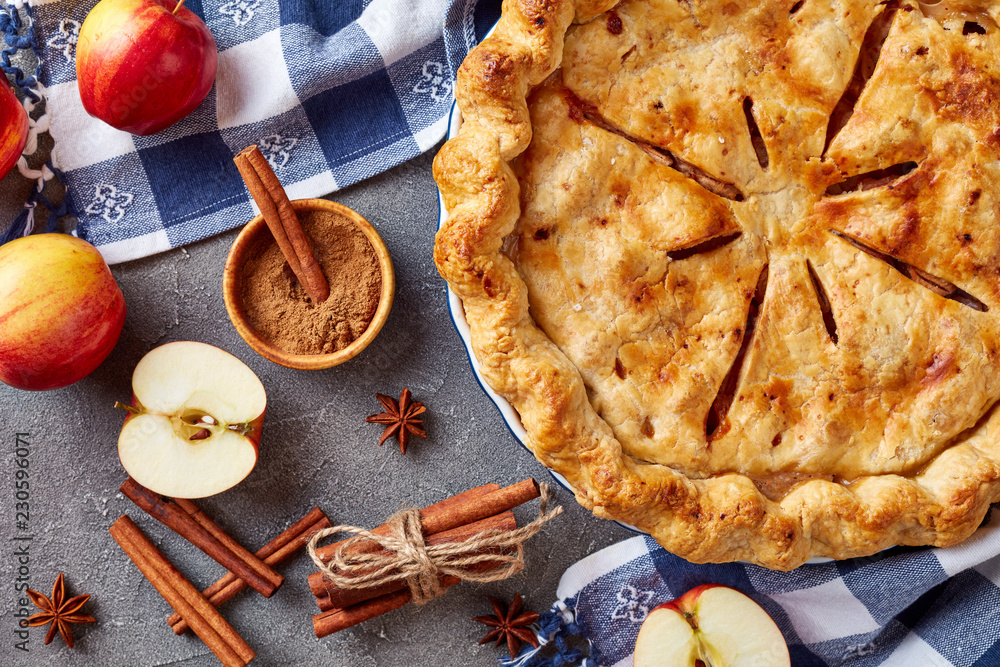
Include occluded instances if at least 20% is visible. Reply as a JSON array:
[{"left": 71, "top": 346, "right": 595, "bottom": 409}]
[{"left": 434, "top": 0, "right": 1000, "bottom": 569}]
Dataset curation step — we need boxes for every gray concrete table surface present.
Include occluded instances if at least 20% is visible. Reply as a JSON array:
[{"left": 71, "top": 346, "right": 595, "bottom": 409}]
[{"left": 0, "top": 146, "right": 632, "bottom": 666}]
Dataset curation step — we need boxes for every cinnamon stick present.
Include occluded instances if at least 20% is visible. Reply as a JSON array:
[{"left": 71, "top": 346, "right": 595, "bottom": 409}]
[
  {"left": 120, "top": 478, "right": 278, "bottom": 598},
  {"left": 170, "top": 508, "right": 330, "bottom": 634},
  {"left": 312, "top": 557, "right": 507, "bottom": 637},
  {"left": 314, "top": 588, "right": 414, "bottom": 638},
  {"left": 234, "top": 145, "right": 329, "bottom": 303},
  {"left": 309, "top": 510, "right": 517, "bottom": 606},
  {"left": 110, "top": 515, "right": 255, "bottom": 666},
  {"left": 312, "top": 479, "right": 538, "bottom": 563},
  {"left": 307, "top": 483, "right": 496, "bottom": 574},
  {"left": 174, "top": 498, "right": 284, "bottom": 592}
]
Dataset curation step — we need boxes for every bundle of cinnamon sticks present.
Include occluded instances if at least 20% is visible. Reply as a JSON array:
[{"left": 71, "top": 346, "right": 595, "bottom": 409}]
[
  {"left": 309, "top": 478, "right": 543, "bottom": 638},
  {"left": 111, "top": 477, "right": 331, "bottom": 665}
]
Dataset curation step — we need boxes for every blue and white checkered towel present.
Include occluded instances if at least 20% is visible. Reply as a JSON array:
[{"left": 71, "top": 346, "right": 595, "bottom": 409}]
[
  {"left": 514, "top": 506, "right": 1000, "bottom": 667},
  {"left": 27, "top": 0, "right": 500, "bottom": 264}
]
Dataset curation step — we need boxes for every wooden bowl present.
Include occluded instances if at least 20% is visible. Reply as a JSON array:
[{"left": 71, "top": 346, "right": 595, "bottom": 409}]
[{"left": 223, "top": 199, "right": 394, "bottom": 369}]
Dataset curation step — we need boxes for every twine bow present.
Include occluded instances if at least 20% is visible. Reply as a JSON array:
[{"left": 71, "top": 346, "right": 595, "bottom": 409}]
[{"left": 308, "top": 484, "right": 563, "bottom": 605}]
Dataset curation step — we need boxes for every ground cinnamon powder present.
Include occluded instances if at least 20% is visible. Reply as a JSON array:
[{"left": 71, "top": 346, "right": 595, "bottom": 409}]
[{"left": 241, "top": 209, "right": 382, "bottom": 355}]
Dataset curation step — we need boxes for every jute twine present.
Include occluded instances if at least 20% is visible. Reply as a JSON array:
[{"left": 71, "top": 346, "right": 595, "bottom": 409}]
[{"left": 307, "top": 484, "right": 563, "bottom": 605}]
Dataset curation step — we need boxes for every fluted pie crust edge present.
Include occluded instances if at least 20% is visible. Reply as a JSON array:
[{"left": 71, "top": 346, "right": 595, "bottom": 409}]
[{"left": 432, "top": 0, "right": 1000, "bottom": 570}]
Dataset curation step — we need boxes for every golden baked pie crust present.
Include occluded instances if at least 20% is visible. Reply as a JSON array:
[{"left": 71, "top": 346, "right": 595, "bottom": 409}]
[{"left": 434, "top": 0, "right": 1000, "bottom": 569}]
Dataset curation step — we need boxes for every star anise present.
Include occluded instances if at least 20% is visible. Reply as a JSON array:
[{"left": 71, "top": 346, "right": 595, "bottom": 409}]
[
  {"left": 365, "top": 387, "right": 427, "bottom": 454},
  {"left": 473, "top": 593, "right": 540, "bottom": 659},
  {"left": 26, "top": 573, "right": 96, "bottom": 648}
]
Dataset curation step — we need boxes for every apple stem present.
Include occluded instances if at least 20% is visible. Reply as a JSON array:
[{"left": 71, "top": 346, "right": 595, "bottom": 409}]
[
  {"left": 172, "top": 0, "right": 186, "bottom": 14},
  {"left": 114, "top": 401, "right": 141, "bottom": 415}
]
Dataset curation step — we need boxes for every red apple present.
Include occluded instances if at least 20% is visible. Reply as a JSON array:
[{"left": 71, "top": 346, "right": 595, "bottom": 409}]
[
  {"left": 117, "top": 341, "right": 266, "bottom": 498},
  {"left": 0, "top": 81, "right": 27, "bottom": 179},
  {"left": 0, "top": 234, "right": 126, "bottom": 391},
  {"left": 76, "top": 0, "right": 217, "bottom": 135},
  {"left": 633, "top": 584, "right": 789, "bottom": 667}
]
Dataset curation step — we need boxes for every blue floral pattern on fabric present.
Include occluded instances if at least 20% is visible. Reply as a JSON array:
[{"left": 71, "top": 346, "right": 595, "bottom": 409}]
[
  {"left": 515, "top": 508, "right": 1000, "bottom": 667},
  {"left": 26, "top": 0, "right": 501, "bottom": 263}
]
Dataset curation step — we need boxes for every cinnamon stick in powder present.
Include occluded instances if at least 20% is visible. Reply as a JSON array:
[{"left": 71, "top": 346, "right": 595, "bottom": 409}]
[{"left": 234, "top": 145, "right": 329, "bottom": 303}]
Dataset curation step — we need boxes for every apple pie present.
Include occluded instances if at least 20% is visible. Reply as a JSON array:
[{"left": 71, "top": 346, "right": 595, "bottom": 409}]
[{"left": 434, "top": 0, "right": 1000, "bottom": 569}]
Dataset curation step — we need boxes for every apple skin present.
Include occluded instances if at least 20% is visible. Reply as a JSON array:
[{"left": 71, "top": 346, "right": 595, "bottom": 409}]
[
  {"left": 0, "top": 234, "right": 126, "bottom": 391},
  {"left": 651, "top": 583, "right": 719, "bottom": 616},
  {"left": 76, "top": 0, "right": 218, "bottom": 135},
  {"left": 0, "top": 82, "right": 27, "bottom": 180}
]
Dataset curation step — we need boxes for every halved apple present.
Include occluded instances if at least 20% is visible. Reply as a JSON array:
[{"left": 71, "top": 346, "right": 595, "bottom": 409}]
[
  {"left": 117, "top": 341, "right": 266, "bottom": 498},
  {"left": 633, "top": 584, "right": 789, "bottom": 667}
]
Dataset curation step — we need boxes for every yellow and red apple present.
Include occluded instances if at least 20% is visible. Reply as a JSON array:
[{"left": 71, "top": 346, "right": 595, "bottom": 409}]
[
  {"left": 117, "top": 341, "right": 266, "bottom": 498},
  {"left": 0, "top": 234, "right": 126, "bottom": 391},
  {"left": 76, "top": 0, "right": 217, "bottom": 135},
  {"left": 633, "top": 584, "right": 790, "bottom": 667},
  {"left": 0, "top": 81, "right": 27, "bottom": 179}
]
